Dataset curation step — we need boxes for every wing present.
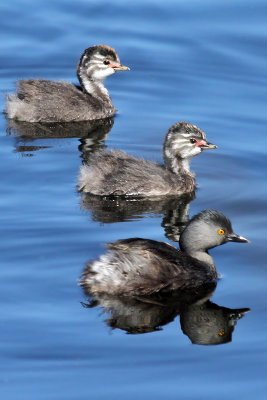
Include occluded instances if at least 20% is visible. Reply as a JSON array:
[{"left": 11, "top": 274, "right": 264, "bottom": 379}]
[
  {"left": 81, "top": 238, "right": 216, "bottom": 296},
  {"left": 8, "top": 80, "right": 105, "bottom": 122},
  {"left": 109, "top": 239, "right": 211, "bottom": 294},
  {"left": 78, "top": 150, "right": 180, "bottom": 196}
]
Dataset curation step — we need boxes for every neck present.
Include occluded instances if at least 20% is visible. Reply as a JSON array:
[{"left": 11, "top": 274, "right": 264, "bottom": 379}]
[
  {"left": 164, "top": 152, "right": 191, "bottom": 175},
  {"left": 189, "top": 251, "right": 215, "bottom": 268},
  {"left": 181, "top": 247, "right": 216, "bottom": 272},
  {"left": 78, "top": 72, "right": 112, "bottom": 105}
]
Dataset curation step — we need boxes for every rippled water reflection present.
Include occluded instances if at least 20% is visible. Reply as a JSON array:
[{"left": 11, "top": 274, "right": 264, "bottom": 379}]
[
  {"left": 81, "top": 284, "right": 249, "bottom": 344},
  {"left": 1, "top": 0, "right": 267, "bottom": 399}
]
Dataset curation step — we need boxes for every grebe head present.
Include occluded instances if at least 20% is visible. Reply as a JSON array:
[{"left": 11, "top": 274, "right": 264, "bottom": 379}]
[{"left": 77, "top": 44, "right": 129, "bottom": 85}]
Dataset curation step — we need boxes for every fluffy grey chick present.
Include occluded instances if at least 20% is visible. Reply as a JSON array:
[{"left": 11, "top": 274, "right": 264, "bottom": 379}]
[
  {"left": 5, "top": 45, "right": 129, "bottom": 122},
  {"left": 80, "top": 210, "right": 248, "bottom": 297},
  {"left": 78, "top": 122, "right": 217, "bottom": 196}
]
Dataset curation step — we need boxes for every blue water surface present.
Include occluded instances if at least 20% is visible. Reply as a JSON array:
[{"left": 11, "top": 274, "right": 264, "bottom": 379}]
[{"left": 1, "top": 0, "right": 267, "bottom": 399}]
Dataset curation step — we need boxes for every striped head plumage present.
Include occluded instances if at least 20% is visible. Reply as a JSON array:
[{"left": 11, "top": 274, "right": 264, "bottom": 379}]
[
  {"left": 77, "top": 45, "right": 129, "bottom": 88},
  {"left": 164, "top": 122, "right": 217, "bottom": 161}
]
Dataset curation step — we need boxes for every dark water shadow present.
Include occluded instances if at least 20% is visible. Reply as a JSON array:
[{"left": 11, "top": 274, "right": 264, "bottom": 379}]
[
  {"left": 6, "top": 116, "right": 114, "bottom": 155},
  {"left": 180, "top": 299, "right": 249, "bottom": 345},
  {"left": 80, "top": 191, "right": 195, "bottom": 242},
  {"left": 81, "top": 284, "right": 250, "bottom": 345}
]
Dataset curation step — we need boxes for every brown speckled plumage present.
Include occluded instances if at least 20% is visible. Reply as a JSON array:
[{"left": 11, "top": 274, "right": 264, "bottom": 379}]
[
  {"left": 80, "top": 210, "right": 248, "bottom": 297},
  {"left": 81, "top": 238, "right": 218, "bottom": 297}
]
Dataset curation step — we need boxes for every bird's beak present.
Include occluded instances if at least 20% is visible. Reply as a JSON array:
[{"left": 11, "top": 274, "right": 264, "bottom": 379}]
[
  {"left": 227, "top": 233, "right": 249, "bottom": 243},
  {"left": 196, "top": 139, "right": 218, "bottom": 150},
  {"left": 230, "top": 308, "right": 251, "bottom": 319},
  {"left": 110, "top": 62, "right": 130, "bottom": 71}
]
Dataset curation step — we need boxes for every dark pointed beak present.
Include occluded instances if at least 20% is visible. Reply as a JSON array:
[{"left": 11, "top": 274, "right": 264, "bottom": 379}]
[
  {"left": 227, "top": 233, "right": 249, "bottom": 243},
  {"left": 110, "top": 62, "right": 130, "bottom": 71},
  {"left": 230, "top": 308, "right": 250, "bottom": 318},
  {"left": 195, "top": 139, "right": 217, "bottom": 150}
]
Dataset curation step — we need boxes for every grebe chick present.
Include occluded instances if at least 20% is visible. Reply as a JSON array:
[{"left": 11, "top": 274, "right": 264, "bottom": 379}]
[
  {"left": 78, "top": 122, "right": 217, "bottom": 197},
  {"left": 80, "top": 210, "right": 248, "bottom": 297},
  {"left": 6, "top": 45, "right": 129, "bottom": 123}
]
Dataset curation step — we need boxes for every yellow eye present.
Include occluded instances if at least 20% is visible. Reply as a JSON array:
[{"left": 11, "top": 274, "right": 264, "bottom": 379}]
[
  {"left": 218, "top": 228, "right": 225, "bottom": 235},
  {"left": 217, "top": 329, "right": 225, "bottom": 337}
]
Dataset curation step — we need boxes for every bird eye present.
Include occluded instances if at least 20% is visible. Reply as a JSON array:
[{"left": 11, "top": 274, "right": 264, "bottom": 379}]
[
  {"left": 218, "top": 229, "right": 225, "bottom": 235},
  {"left": 190, "top": 138, "right": 197, "bottom": 144},
  {"left": 103, "top": 60, "right": 110, "bottom": 65}
]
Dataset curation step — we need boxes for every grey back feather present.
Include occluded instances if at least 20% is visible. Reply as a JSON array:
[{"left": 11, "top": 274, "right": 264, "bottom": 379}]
[
  {"left": 78, "top": 149, "right": 195, "bottom": 196},
  {"left": 6, "top": 80, "right": 115, "bottom": 122},
  {"left": 80, "top": 238, "right": 217, "bottom": 296}
]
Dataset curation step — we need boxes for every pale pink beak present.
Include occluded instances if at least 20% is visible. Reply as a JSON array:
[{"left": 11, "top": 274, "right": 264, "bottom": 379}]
[
  {"left": 109, "top": 61, "right": 130, "bottom": 71},
  {"left": 195, "top": 139, "right": 217, "bottom": 150}
]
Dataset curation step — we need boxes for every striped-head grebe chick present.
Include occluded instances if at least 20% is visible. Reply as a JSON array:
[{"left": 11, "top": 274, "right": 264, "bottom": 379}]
[
  {"left": 78, "top": 122, "right": 217, "bottom": 196},
  {"left": 80, "top": 210, "right": 248, "bottom": 297},
  {"left": 5, "top": 45, "right": 129, "bottom": 123}
]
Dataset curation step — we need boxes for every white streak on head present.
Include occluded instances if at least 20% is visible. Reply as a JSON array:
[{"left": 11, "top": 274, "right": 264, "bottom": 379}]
[
  {"left": 90, "top": 67, "right": 115, "bottom": 80},
  {"left": 82, "top": 53, "right": 117, "bottom": 81}
]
